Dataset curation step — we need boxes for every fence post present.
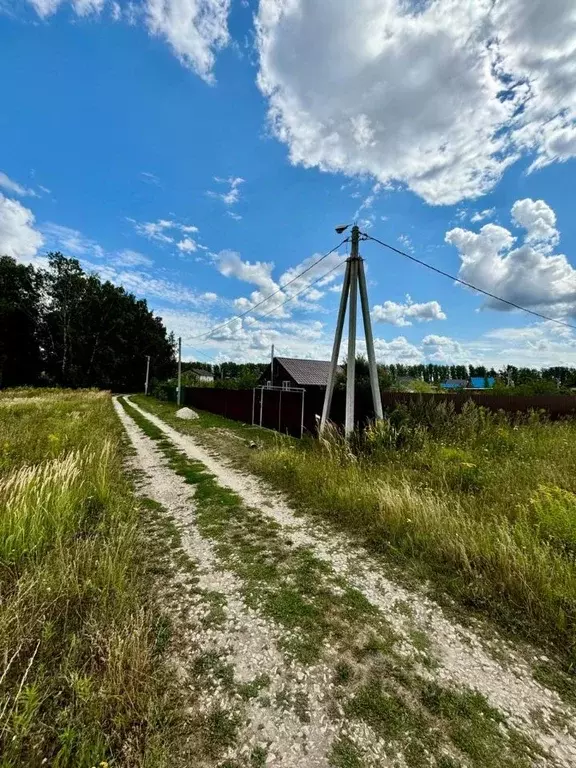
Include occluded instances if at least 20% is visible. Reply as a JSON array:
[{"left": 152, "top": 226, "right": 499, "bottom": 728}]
[{"left": 279, "top": 389, "right": 282, "bottom": 432}]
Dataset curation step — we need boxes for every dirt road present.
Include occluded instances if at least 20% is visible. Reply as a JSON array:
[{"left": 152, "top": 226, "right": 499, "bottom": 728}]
[{"left": 115, "top": 395, "right": 576, "bottom": 767}]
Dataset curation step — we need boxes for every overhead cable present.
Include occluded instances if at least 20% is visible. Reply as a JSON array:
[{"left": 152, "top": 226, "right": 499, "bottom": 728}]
[{"left": 365, "top": 234, "right": 576, "bottom": 332}]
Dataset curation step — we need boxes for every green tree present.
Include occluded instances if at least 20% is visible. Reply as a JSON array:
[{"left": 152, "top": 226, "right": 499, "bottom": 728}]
[
  {"left": 0, "top": 256, "right": 42, "bottom": 387},
  {"left": 39, "top": 253, "right": 175, "bottom": 390},
  {"left": 40, "top": 253, "right": 86, "bottom": 385}
]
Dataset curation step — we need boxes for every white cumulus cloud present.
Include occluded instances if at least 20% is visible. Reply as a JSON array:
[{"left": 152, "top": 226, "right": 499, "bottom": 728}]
[
  {"left": 470, "top": 208, "right": 495, "bottom": 223},
  {"left": 372, "top": 296, "right": 446, "bottom": 326},
  {"left": 25, "top": 0, "right": 230, "bottom": 82},
  {"left": 0, "top": 194, "right": 44, "bottom": 263},
  {"left": 256, "top": 0, "right": 576, "bottom": 204},
  {"left": 511, "top": 198, "right": 559, "bottom": 250},
  {"left": 372, "top": 336, "right": 422, "bottom": 365},
  {"left": 129, "top": 217, "right": 201, "bottom": 248},
  {"left": 213, "top": 247, "right": 345, "bottom": 320},
  {"left": 422, "top": 334, "right": 465, "bottom": 362},
  {"left": 177, "top": 237, "right": 199, "bottom": 253},
  {"left": 146, "top": 0, "right": 230, "bottom": 82},
  {"left": 446, "top": 197, "right": 576, "bottom": 317}
]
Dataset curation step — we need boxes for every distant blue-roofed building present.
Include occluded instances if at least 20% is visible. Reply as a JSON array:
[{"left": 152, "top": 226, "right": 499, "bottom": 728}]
[
  {"left": 469, "top": 377, "right": 496, "bottom": 389},
  {"left": 440, "top": 377, "right": 497, "bottom": 390},
  {"left": 440, "top": 379, "right": 469, "bottom": 390}
]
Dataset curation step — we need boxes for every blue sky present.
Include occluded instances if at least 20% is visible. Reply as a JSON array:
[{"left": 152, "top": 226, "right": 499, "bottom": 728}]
[{"left": 2, "top": 0, "right": 576, "bottom": 368}]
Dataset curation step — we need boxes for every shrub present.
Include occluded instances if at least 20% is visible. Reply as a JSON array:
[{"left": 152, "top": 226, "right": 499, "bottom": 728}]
[
  {"left": 151, "top": 379, "right": 177, "bottom": 401},
  {"left": 528, "top": 485, "right": 576, "bottom": 555}
]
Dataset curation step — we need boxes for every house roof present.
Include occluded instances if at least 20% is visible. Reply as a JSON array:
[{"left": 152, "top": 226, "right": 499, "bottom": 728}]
[
  {"left": 276, "top": 357, "right": 340, "bottom": 386},
  {"left": 190, "top": 368, "right": 213, "bottom": 378},
  {"left": 440, "top": 379, "right": 468, "bottom": 389},
  {"left": 470, "top": 376, "right": 495, "bottom": 389}
]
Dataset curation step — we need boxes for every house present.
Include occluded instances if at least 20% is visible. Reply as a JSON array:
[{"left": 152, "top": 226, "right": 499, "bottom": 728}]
[
  {"left": 440, "top": 377, "right": 496, "bottom": 390},
  {"left": 469, "top": 376, "right": 496, "bottom": 389},
  {"left": 190, "top": 368, "right": 214, "bottom": 382},
  {"left": 440, "top": 379, "right": 469, "bottom": 390},
  {"left": 260, "top": 356, "right": 341, "bottom": 391}
]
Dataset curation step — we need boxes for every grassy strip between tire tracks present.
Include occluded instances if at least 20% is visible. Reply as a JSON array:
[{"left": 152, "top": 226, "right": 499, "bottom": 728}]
[{"left": 0, "top": 390, "right": 185, "bottom": 768}]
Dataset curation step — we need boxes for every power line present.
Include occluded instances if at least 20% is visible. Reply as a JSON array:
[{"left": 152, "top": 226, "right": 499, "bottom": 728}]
[
  {"left": 192, "top": 238, "right": 348, "bottom": 340},
  {"left": 187, "top": 344, "right": 219, "bottom": 364},
  {"left": 248, "top": 258, "right": 346, "bottom": 323},
  {"left": 187, "top": 259, "right": 346, "bottom": 361},
  {"left": 365, "top": 233, "right": 576, "bottom": 333}
]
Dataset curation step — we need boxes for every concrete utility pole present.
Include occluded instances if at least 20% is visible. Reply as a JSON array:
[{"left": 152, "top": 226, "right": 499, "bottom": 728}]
[
  {"left": 320, "top": 225, "right": 383, "bottom": 436},
  {"left": 177, "top": 337, "right": 182, "bottom": 405},
  {"left": 358, "top": 252, "right": 384, "bottom": 422},
  {"left": 345, "top": 244, "right": 359, "bottom": 436},
  {"left": 144, "top": 355, "right": 151, "bottom": 396}
]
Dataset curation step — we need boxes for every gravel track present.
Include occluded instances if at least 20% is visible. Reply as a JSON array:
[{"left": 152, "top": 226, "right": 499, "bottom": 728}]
[
  {"left": 115, "top": 397, "right": 394, "bottom": 767},
  {"left": 123, "top": 396, "right": 576, "bottom": 767}
]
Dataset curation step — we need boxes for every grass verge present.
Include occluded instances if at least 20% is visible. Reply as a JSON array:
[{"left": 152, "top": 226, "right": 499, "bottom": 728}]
[{"left": 0, "top": 391, "right": 185, "bottom": 767}]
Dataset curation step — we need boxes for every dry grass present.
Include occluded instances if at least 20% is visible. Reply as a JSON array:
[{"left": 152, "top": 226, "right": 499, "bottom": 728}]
[
  {"left": 247, "top": 405, "right": 576, "bottom": 663},
  {"left": 0, "top": 390, "right": 179, "bottom": 767}
]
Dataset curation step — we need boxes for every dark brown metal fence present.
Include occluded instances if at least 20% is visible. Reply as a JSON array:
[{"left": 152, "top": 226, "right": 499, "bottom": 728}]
[
  {"left": 181, "top": 387, "right": 254, "bottom": 422},
  {"left": 379, "top": 391, "right": 576, "bottom": 419},
  {"left": 180, "top": 386, "right": 576, "bottom": 436}
]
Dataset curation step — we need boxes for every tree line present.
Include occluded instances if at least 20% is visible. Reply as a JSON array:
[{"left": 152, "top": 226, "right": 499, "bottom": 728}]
[
  {"left": 185, "top": 359, "right": 576, "bottom": 394},
  {"left": 1, "top": 253, "right": 175, "bottom": 391},
  {"left": 4, "top": 252, "right": 575, "bottom": 395},
  {"left": 384, "top": 363, "right": 576, "bottom": 387}
]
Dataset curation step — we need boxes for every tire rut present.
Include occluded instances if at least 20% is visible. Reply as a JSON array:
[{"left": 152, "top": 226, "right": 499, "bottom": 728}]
[{"left": 123, "top": 396, "right": 576, "bottom": 768}]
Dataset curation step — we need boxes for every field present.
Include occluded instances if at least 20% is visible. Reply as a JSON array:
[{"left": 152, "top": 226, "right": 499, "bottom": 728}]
[
  {"left": 133, "top": 395, "right": 576, "bottom": 673},
  {"left": 0, "top": 390, "right": 179, "bottom": 767},
  {"left": 3, "top": 389, "right": 576, "bottom": 766}
]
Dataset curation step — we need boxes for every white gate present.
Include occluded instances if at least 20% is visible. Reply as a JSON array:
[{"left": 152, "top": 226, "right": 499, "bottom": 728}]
[{"left": 252, "top": 385, "right": 305, "bottom": 438}]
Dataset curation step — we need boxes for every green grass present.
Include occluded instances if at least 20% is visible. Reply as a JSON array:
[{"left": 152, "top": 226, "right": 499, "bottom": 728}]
[
  {"left": 0, "top": 390, "right": 187, "bottom": 767},
  {"left": 122, "top": 397, "right": 545, "bottom": 765},
  {"left": 134, "top": 396, "right": 576, "bottom": 676},
  {"left": 249, "top": 409, "right": 576, "bottom": 668},
  {"left": 120, "top": 396, "right": 393, "bottom": 665},
  {"left": 343, "top": 673, "right": 538, "bottom": 768},
  {"left": 130, "top": 393, "right": 278, "bottom": 446},
  {"left": 329, "top": 737, "right": 365, "bottom": 767}
]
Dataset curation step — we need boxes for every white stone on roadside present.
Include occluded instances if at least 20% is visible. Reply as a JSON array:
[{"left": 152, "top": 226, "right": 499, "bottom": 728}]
[{"left": 176, "top": 407, "right": 199, "bottom": 420}]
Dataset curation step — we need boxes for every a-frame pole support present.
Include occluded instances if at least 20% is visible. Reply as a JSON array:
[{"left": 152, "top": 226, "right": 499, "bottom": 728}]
[
  {"left": 358, "top": 257, "right": 383, "bottom": 420},
  {"left": 320, "top": 225, "right": 382, "bottom": 436},
  {"left": 320, "top": 258, "right": 351, "bottom": 433}
]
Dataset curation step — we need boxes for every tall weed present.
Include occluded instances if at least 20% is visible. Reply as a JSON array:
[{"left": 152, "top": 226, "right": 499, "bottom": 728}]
[
  {"left": 0, "top": 391, "right": 177, "bottom": 767},
  {"left": 249, "top": 403, "right": 576, "bottom": 662}
]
